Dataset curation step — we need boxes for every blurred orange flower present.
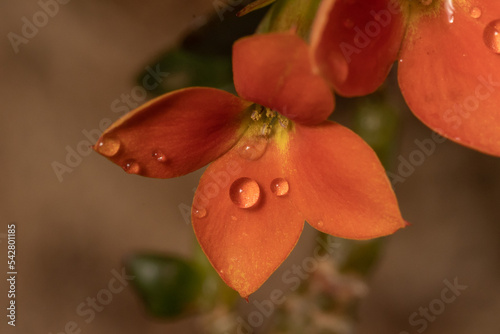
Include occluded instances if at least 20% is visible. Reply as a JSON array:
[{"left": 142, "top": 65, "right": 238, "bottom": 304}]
[
  {"left": 311, "top": 0, "right": 500, "bottom": 156},
  {"left": 94, "top": 32, "right": 405, "bottom": 298}
]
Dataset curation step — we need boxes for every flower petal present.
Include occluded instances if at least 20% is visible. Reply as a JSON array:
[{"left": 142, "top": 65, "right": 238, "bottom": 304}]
[
  {"left": 310, "top": 0, "right": 406, "bottom": 96},
  {"left": 192, "top": 136, "right": 303, "bottom": 298},
  {"left": 93, "top": 87, "right": 251, "bottom": 178},
  {"left": 233, "top": 32, "right": 334, "bottom": 125},
  {"left": 398, "top": 1, "right": 500, "bottom": 156},
  {"left": 192, "top": 121, "right": 405, "bottom": 297},
  {"left": 289, "top": 121, "right": 406, "bottom": 239}
]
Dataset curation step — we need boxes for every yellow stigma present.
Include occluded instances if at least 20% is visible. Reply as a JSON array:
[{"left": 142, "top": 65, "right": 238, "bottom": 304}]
[
  {"left": 242, "top": 104, "right": 293, "bottom": 153},
  {"left": 404, "top": 0, "right": 471, "bottom": 24},
  {"left": 251, "top": 106, "right": 263, "bottom": 121},
  {"left": 246, "top": 105, "right": 292, "bottom": 137},
  {"left": 401, "top": 0, "right": 472, "bottom": 44},
  {"left": 405, "top": 0, "right": 443, "bottom": 21}
]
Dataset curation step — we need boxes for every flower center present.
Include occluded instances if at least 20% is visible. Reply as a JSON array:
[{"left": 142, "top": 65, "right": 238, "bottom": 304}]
[
  {"left": 406, "top": 0, "right": 457, "bottom": 23},
  {"left": 407, "top": 0, "right": 441, "bottom": 10},
  {"left": 248, "top": 104, "right": 291, "bottom": 137},
  {"left": 235, "top": 104, "right": 292, "bottom": 161}
]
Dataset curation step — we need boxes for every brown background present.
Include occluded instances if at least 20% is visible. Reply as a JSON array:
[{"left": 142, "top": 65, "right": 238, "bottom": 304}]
[{"left": 1, "top": 1, "right": 499, "bottom": 333}]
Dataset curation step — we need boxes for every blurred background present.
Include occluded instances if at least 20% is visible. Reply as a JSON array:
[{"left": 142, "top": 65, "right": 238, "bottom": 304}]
[{"left": 1, "top": 0, "right": 499, "bottom": 333}]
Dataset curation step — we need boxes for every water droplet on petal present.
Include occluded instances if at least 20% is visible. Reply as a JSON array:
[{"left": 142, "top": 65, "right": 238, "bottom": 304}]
[
  {"left": 238, "top": 136, "right": 268, "bottom": 160},
  {"left": 343, "top": 19, "right": 354, "bottom": 29},
  {"left": 470, "top": 7, "right": 481, "bottom": 19},
  {"left": 123, "top": 160, "right": 140, "bottom": 174},
  {"left": 96, "top": 137, "right": 120, "bottom": 157},
  {"left": 483, "top": 19, "right": 500, "bottom": 54},
  {"left": 152, "top": 150, "right": 167, "bottom": 162},
  {"left": 193, "top": 207, "right": 207, "bottom": 219},
  {"left": 317, "top": 221, "right": 324, "bottom": 228},
  {"left": 444, "top": 0, "right": 455, "bottom": 23},
  {"left": 230, "top": 177, "right": 260, "bottom": 209},
  {"left": 270, "top": 178, "right": 289, "bottom": 197}
]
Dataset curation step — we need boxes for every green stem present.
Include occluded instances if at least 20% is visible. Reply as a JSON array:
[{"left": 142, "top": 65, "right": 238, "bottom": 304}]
[{"left": 256, "top": 0, "right": 322, "bottom": 39}]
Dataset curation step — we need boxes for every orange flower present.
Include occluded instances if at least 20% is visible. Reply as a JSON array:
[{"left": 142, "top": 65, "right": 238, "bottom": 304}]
[
  {"left": 94, "top": 33, "right": 405, "bottom": 298},
  {"left": 311, "top": 0, "right": 500, "bottom": 156}
]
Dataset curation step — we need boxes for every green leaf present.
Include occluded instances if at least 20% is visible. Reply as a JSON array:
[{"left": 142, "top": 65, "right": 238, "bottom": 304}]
[
  {"left": 257, "top": 0, "right": 322, "bottom": 39},
  {"left": 125, "top": 253, "right": 203, "bottom": 318}
]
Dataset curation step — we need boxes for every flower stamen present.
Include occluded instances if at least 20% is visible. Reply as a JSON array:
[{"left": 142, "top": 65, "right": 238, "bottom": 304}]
[
  {"left": 248, "top": 104, "right": 291, "bottom": 138},
  {"left": 261, "top": 123, "right": 272, "bottom": 136},
  {"left": 277, "top": 114, "right": 289, "bottom": 129},
  {"left": 251, "top": 105, "right": 263, "bottom": 121},
  {"left": 265, "top": 108, "right": 276, "bottom": 119}
]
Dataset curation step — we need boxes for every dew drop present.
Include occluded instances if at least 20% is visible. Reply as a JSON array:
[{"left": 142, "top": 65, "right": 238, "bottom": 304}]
[
  {"left": 444, "top": 0, "right": 455, "bottom": 23},
  {"left": 96, "top": 137, "right": 120, "bottom": 157},
  {"left": 229, "top": 177, "right": 260, "bottom": 209},
  {"left": 470, "top": 7, "right": 481, "bottom": 19},
  {"left": 317, "top": 221, "right": 324, "bottom": 228},
  {"left": 238, "top": 136, "right": 268, "bottom": 160},
  {"left": 270, "top": 178, "right": 289, "bottom": 197},
  {"left": 483, "top": 19, "right": 500, "bottom": 54},
  {"left": 343, "top": 19, "right": 354, "bottom": 29},
  {"left": 123, "top": 160, "right": 140, "bottom": 174},
  {"left": 193, "top": 207, "right": 207, "bottom": 219},
  {"left": 152, "top": 150, "right": 167, "bottom": 162}
]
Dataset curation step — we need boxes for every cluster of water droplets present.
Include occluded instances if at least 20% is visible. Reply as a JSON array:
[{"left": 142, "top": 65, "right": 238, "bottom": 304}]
[
  {"left": 192, "top": 104, "right": 295, "bottom": 220},
  {"left": 399, "top": 3, "right": 499, "bottom": 57},
  {"left": 192, "top": 177, "right": 291, "bottom": 220},
  {"left": 456, "top": 5, "right": 500, "bottom": 55},
  {"left": 229, "top": 177, "right": 290, "bottom": 208},
  {"left": 96, "top": 136, "right": 170, "bottom": 175}
]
